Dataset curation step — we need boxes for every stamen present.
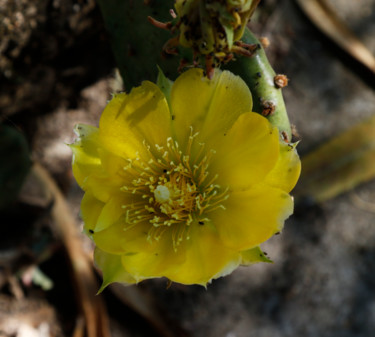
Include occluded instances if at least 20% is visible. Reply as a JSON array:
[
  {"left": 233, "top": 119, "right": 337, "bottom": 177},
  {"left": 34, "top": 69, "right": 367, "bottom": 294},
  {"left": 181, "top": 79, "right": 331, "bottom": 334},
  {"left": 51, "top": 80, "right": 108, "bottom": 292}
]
[{"left": 118, "top": 132, "right": 229, "bottom": 250}]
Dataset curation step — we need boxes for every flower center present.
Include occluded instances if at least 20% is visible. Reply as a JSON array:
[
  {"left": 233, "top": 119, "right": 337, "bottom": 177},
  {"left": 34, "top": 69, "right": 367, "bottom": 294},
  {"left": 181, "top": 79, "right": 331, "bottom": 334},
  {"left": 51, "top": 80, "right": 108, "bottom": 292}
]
[
  {"left": 119, "top": 128, "right": 229, "bottom": 249},
  {"left": 154, "top": 185, "right": 170, "bottom": 203}
]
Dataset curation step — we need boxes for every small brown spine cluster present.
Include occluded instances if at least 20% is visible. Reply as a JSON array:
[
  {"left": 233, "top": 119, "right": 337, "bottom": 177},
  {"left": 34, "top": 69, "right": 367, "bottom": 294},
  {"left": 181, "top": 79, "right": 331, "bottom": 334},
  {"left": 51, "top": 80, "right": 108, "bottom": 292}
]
[
  {"left": 274, "top": 74, "right": 289, "bottom": 89},
  {"left": 260, "top": 100, "right": 276, "bottom": 117}
]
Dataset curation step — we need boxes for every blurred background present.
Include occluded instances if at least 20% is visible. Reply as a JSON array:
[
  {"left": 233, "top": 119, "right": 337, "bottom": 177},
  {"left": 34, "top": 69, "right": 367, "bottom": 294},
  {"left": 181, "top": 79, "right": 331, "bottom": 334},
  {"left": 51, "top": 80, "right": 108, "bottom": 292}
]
[{"left": 0, "top": 0, "right": 375, "bottom": 336}]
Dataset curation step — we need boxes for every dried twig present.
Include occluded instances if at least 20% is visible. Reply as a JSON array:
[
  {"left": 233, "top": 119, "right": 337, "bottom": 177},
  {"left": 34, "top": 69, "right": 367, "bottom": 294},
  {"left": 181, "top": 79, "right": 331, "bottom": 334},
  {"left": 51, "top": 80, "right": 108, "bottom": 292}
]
[
  {"left": 31, "top": 163, "right": 110, "bottom": 337},
  {"left": 295, "top": 0, "right": 375, "bottom": 75}
]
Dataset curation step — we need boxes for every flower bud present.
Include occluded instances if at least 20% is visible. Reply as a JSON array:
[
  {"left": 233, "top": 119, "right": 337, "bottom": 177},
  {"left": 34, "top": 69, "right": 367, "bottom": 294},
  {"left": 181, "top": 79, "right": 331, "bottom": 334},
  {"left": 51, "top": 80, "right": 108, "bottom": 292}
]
[{"left": 175, "top": 0, "right": 259, "bottom": 56}]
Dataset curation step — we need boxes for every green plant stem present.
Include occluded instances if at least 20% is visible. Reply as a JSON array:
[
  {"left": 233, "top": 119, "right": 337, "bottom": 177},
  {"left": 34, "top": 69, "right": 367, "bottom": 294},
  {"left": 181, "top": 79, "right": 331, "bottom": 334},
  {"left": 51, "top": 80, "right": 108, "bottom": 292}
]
[
  {"left": 96, "top": 0, "right": 180, "bottom": 90},
  {"left": 226, "top": 28, "right": 292, "bottom": 140}
]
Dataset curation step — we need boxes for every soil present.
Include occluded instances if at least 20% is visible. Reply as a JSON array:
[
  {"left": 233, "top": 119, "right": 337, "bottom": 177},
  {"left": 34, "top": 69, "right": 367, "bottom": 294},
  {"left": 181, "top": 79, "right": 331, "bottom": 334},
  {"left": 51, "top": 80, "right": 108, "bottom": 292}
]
[{"left": 1, "top": 0, "right": 375, "bottom": 336}]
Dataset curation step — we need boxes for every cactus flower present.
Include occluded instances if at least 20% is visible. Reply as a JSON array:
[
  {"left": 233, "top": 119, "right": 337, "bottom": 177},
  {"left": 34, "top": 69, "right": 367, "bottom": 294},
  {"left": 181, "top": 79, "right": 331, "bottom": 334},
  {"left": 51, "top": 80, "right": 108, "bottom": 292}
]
[{"left": 71, "top": 68, "right": 300, "bottom": 287}]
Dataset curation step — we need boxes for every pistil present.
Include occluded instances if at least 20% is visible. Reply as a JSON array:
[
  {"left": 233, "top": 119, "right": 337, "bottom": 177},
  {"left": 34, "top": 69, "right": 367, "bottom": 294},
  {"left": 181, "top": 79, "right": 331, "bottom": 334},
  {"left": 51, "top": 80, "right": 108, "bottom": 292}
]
[{"left": 119, "top": 128, "right": 229, "bottom": 249}]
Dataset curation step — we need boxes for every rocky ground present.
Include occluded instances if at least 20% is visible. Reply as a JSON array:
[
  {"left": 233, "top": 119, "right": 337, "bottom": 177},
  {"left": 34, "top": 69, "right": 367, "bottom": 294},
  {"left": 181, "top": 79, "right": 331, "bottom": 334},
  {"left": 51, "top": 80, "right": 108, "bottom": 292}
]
[{"left": 1, "top": 0, "right": 375, "bottom": 336}]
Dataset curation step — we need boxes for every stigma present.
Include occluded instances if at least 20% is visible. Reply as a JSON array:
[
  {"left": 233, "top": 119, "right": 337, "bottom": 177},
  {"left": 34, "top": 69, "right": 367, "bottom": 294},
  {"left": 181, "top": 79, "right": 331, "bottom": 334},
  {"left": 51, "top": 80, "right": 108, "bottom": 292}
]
[
  {"left": 154, "top": 185, "right": 170, "bottom": 203},
  {"left": 119, "top": 128, "right": 229, "bottom": 249}
]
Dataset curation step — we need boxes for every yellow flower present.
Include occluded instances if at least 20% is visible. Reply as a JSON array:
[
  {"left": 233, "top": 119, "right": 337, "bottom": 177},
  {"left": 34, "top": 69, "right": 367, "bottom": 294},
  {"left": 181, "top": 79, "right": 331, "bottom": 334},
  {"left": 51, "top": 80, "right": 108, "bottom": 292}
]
[{"left": 71, "top": 68, "right": 300, "bottom": 287}]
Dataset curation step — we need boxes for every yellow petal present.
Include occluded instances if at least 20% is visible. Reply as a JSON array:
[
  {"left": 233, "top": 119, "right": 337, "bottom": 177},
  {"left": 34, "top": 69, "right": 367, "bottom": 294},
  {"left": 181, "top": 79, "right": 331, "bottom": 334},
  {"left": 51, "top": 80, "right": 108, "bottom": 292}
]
[
  {"left": 94, "top": 248, "right": 137, "bottom": 292},
  {"left": 165, "top": 223, "right": 241, "bottom": 285},
  {"left": 70, "top": 124, "right": 101, "bottom": 188},
  {"left": 84, "top": 174, "right": 122, "bottom": 203},
  {"left": 121, "top": 233, "right": 186, "bottom": 283},
  {"left": 97, "top": 147, "right": 127, "bottom": 177},
  {"left": 212, "top": 185, "right": 293, "bottom": 251},
  {"left": 264, "top": 142, "right": 301, "bottom": 193},
  {"left": 99, "top": 82, "right": 172, "bottom": 159},
  {"left": 93, "top": 219, "right": 152, "bottom": 254},
  {"left": 212, "top": 112, "right": 279, "bottom": 190},
  {"left": 240, "top": 246, "right": 272, "bottom": 265},
  {"left": 170, "top": 68, "right": 252, "bottom": 148},
  {"left": 80, "top": 191, "right": 104, "bottom": 234},
  {"left": 95, "top": 195, "right": 125, "bottom": 232},
  {"left": 70, "top": 124, "right": 124, "bottom": 203},
  {"left": 81, "top": 192, "right": 126, "bottom": 233}
]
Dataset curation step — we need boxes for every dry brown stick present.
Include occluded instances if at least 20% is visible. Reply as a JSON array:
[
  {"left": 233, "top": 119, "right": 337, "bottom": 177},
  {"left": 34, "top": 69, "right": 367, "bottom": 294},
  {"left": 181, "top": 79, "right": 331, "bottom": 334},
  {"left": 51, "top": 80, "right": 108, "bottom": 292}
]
[
  {"left": 295, "top": 0, "right": 375, "bottom": 75},
  {"left": 31, "top": 163, "right": 110, "bottom": 337}
]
